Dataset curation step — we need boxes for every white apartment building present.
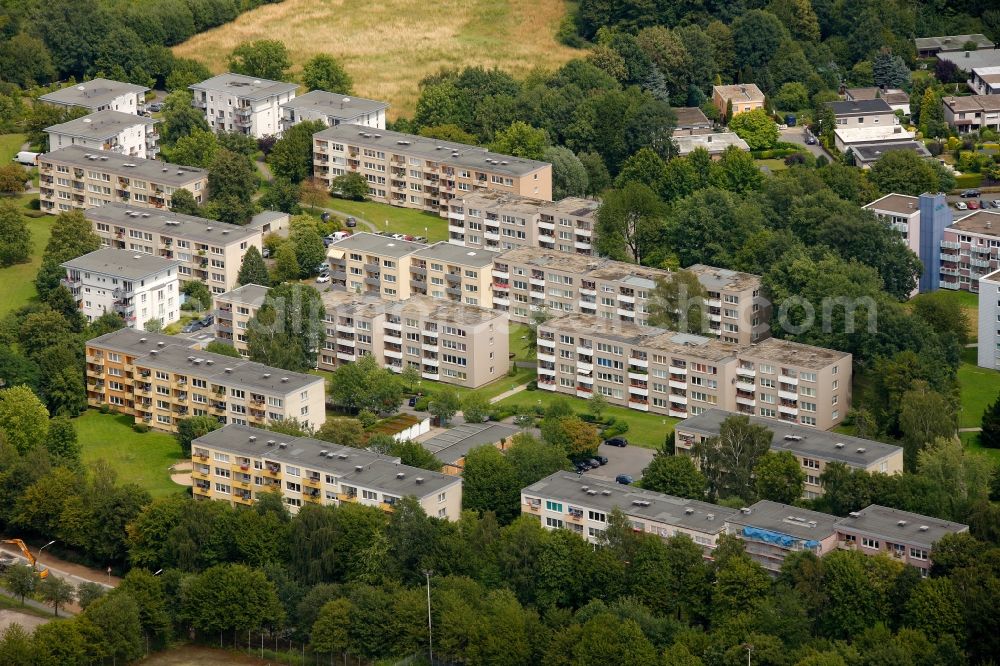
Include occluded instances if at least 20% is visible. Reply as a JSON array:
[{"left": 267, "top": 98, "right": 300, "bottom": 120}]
[
  {"left": 537, "top": 315, "right": 851, "bottom": 429},
  {"left": 39, "top": 78, "right": 149, "bottom": 114},
  {"left": 523, "top": 472, "right": 736, "bottom": 554},
  {"left": 38, "top": 146, "right": 207, "bottom": 214},
  {"left": 85, "top": 329, "right": 325, "bottom": 433},
  {"left": 493, "top": 247, "right": 769, "bottom": 344},
  {"left": 448, "top": 191, "right": 598, "bottom": 254},
  {"left": 190, "top": 73, "right": 298, "bottom": 138},
  {"left": 978, "top": 270, "right": 1000, "bottom": 369},
  {"left": 85, "top": 203, "right": 263, "bottom": 293},
  {"left": 319, "top": 291, "right": 509, "bottom": 388},
  {"left": 675, "top": 409, "right": 903, "bottom": 499},
  {"left": 313, "top": 125, "right": 553, "bottom": 217},
  {"left": 191, "top": 424, "right": 463, "bottom": 517},
  {"left": 46, "top": 110, "right": 159, "bottom": 158},
  {"left": 280, "top": 90, "right": 388, "bottom": 132},
  {"left": 214, "top": 284, "right": 270, "bottom": 356},
  {"left": 61, "top": 248, "right": 181, "bottom": 329}
]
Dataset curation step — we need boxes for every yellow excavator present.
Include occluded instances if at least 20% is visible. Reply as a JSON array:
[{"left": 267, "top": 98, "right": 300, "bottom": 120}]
[{"left": 2, "top": 539, "right": 49, "bottom": 579}]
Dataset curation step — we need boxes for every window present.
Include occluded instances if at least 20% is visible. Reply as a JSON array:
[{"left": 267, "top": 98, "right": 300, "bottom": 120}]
[
  {"left": 362, "top": 490, "right": 378, "bottom": 500},
  {"left": 545, "top": 517, "right": 564, "bottom": 528},
  {"left": 545, "top": 500, "right": 563, "bottom": 512},
  {"left": 909, "top": 548, "right": 928, "bottom": 560},
  {"left": 588, "top": 510, "right": 606, "bottom": 522},
  {"left": 862, "top": 537, "right": 880, "bottom": 549}
]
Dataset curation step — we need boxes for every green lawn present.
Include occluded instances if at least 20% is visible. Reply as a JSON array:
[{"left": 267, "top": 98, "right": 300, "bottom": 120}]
[
  {"left": 958, "top": 361, "right": 1000, "bottom": 428},
  {"left": 907, "top": 289, "right": 978, "bottom": 342},
  {"left": 74, "top": 411, "right": 187, "bottom": 498},
  {"left": 320, "top": 196, "right": 449, "bottom": 241},
  {"left": 960, "top": 431, "right": 1000, "bottom": 462},
  {"left": 509, "top": 323, "right": 535, "bottom": 362},
  {"left": 496, "top": 390, "right": 678, "bottom": 450},
  {"left": 756, "top": 158, "right": 788, "bottom": 172},
  {"left": 0, "top": 133, "right": 26, "bottom": 162},
  {"left": 0, "top": 592, "right": 53, "bottom": 618},
  {"left": 0, "top": 197, "right": 50, "bottom": 318}
]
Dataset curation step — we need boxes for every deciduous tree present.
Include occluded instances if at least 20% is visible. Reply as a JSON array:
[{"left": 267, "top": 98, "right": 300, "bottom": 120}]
[
  {"left": 38, "top": 574, "right": 74, "bottom": 616},
  {"left": 35, "top": 210, "right": 101, "bottom": 299},
  {"left": 429, "top": 387, "right": 462, "bottom": 426},
  {"left": 639, "top": 453, "right": 706, "bottom": 499},
  {"left": 175, "top": 415, "right": 221, "bottom": 454},
  {"left": 0, "top": 201, "right": 30, "bottom": 267},
  {"left": 755, "top": 450, "right": 806, "bottom": 503},
  {"left": 329, "top": 172, "right": 369, "bottom": 200},
  {"left": 302, "top": 54, "right": 353, "bottom": 93},
  {"left": 228, "top": 39, "right": 290, "bottom": 81},
  {"left": 326, "top": 354, "right": 403, "bottom": 413},
  {"left": 648, "top": 271, "right": 708, "bottom": 334},
  {"left": 169, "top": 188, "right": 200, "bottom": 215},
  {"left": 247, "top": 283, "right": 325, "bottom": 372},
  {"left": 489, "top": 121, "right": 548, "bottom": 160},
  {"left": 595, "top": 182, "right": 663, "bottom": 264},
  {"left": 728, "top": 108, "right": 780, "bottom": 150},
  {"left": 269, "top": 120, "right": 326, "bottom": 183},
  {"left": 0, "top": 385, "right": 50, "bottom": 455},
  {"left": 462, "top": 445, "right": 521, "bottom": 523},
  {"left": 692, "top": 414, "right": 772, "bottom": 501},
  {"left": 236, "top": 245, "right": 270, "bottom": 286}
]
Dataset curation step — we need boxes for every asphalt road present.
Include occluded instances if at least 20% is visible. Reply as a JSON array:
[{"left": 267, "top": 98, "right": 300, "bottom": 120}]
[{"left": 780, "top": 126, "right": 831, "bottom": 160}]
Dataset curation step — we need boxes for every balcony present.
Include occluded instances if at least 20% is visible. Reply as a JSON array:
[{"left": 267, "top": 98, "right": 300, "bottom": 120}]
[
  {"left": 628, "top": 400, "right": 649, "bottom": 412},
  {"left": 669, "top": 379, "right": 687, "bottom": 390},
  {"left": 536, "top": 352, "right": 556, "bottom": 363}
]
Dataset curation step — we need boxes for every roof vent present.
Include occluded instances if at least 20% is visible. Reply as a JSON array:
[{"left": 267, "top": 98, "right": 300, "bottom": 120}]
[
  {"left": 326, "top": 452, "right": 335, "bottom": 458},
  {"left": 187, "top": 356, "right": 195, "bottom": 361},
  {"left": 278, "top": 442, "right": 287, "bottom": 449},
  {"left": 856, "top": 447, "right": 866, "bottom": 454},
  {"left": 706, "top": 513, "right": 715, "bottom": 520},
  {"left": 586, "top": 489, "right": 598, "bottom": 495},
  {"left": 267, "top": 439, "right": 276, "bottom": 446},
  {"left": 206, "top": 227, "right": 212, "bottom": 231},
  {"left": 337, "top": 454, "right": 348, "bottom": 460},
  {"left": 897, "top": 520, "right": 907, "bottom": 526},
  {"left": 150, "top": 350, "right": 158, "bottom": 355},
  {"left": 919, "top": 525, "right": 929, "bottom": 531},
  {"left": 205, "top": 360, "right": 214, "bottom": 365},
  {"left": 354, "top": 465, "right": 363, "bottom": 472},
  {"left": 156, "top": 341, "right": 165, "bottom": 347},
  {"left": 162, "top": 168, "right": 168, "bottom": 172},
  {"left": 848, "top": 511, "right": 860, "bottom": 518},
  {"left": 835, "top": 442, "right": 845, "bottom": 448},
  {"left": 248, "top": 435, "right": 257, "bottom": 442},
  {"left": 141, "top": 213, "right": 150, "bottom": 217},
  {"left": 396, "top": 472, "right": 405, "bottom": 479},
  {"left": 319, "top": 450, "right": 328, "bottom": 456},
  {"left": 77, "top": 85, "right": 85, "bottom": 91},
  {"left": 139, "top": 337, "right": 147, "bottom": 343},
  {"left": 784, "top": 435, "right": 802, "bottom": 441},
  {"left": 740, "top": 507, "right": 751, "bottom": 514},
  {"left": 580, "top": 486, "right": 589, "bottom": 491},
  {"left": 416, "top": 477, "right": 424, "bottom": 484},
  {"left": 601, "top": 490, "right": 611, "bottom": 496},
  {"left": 224, "top": 367, "right": 232, "bottom": 373},
  {"left": 685, "top": 507, "right": 694, "bottom": 514},
  {"left": 82, "top": 118, "right": 92, "bottom": 123},
  {"left": 263, "top": 372, "right": 271, "bottom": 378},
  {"left": 281, "top": 377, "right": 288, "bottom": 382}
]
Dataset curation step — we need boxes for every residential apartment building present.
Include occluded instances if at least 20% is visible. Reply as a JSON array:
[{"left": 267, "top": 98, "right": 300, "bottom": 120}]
[
  {"left": 85, "top": 329, "right": 325, "bottom": 433},
  {"left": 313, "top": 125, "right": 552, "bottom": 217},
  {"left": 727, "top": 501, "right": 840, "bottom": 573},
  {"left": 190, "top": 73, "right": 298, "bottom": 138},
  {"left": 864, "top": 192, "right": 952, "bottom": 293},
  {"left": 318, "top": 291, "right": 509, "bottom": 388},
  {"left": 673, "top": 131, "right": 750, "bottom": 158},
  {"left": 447, "top": 191, "right": 598, "bottom": 255},
  {"left": 675, "top": 409, "right": 901, "bottom": 499},
  {"left": 978, "top": 270, "right": 1000, "bottom": 369},
  {"left": 712, "top": 84, "right": 765, "bottom": 116},
  {"left": 39, "top": 146, "right": 207, "bottom": 214},
  {"left": 85, "top": 203, "right": 263, "bottom": 293},
  {"left": 537, "top": 316, "right": 851, "bottom": 428},
  {"left": 280, "top": 90, "right": 388, "bottom": 131},
  {"left": 214, "top": 284, "right": 270, "bottom": 355},
  {"left": 835, "top": 505, "right": 968, "bottom": 575},
  {"left": 939, "top": 209, "right": 1000, "bottom": 292},
  {"left": 39, "top": 78, "right": 148, "bottom": 114},
  {"left": 915, "top": 33, "right": 994, "bottom": 58},
  {"left": 46, "top": 110, "right": 158, "bottom": 158},
  {"left": 942, "top": 94, "right": 1000, "bottom": 132},
  {"left": 190, "top": 424, "right": 462, "bottom": 517},
  {"left": 522, "top": 472, "right": 736, "bottom": 554},
  {"left": 326, "top": 233, "right": 496, "bottom": 305},
  {"left": 968, "top": 66, "right": 1000, "bottom": 96},
  {"left": 936, "top": 49, "right": 1000, "bottom": 77},
  {"left": 828, "top": 99, "right": 897, "bottom": 127},
  {"left": 61, "top": 248, "right": 181, "bottom": 329},
  {"left": 493, "top": 247, "right": 770, "bottom": 344}
]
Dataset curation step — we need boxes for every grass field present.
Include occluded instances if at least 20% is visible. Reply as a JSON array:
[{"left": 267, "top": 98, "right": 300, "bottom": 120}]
[
  {"left": 172, "top": 0, "right": 581, "bottom": 117},
  {"left": 496, "top": 390, "right": 678, "bottom": 450},
  {"left": 0, "top": 197, "right": 50, "bottom": 318},
  {"left": 0, "top": 133, "right": 26, "bottom": 162},
  {"left": 509, "top": 323, "right": 535, "bottom": 362},
  {"left": 958, "top": 360, "right": 1000, "bottom": 428},
  {"left": 960, "top": 431, "right": 1000, "bottom": 462},
  {"left": 321, "top": 196, "right": 449, "bottom": 241},
  {"left": 74, "top": 411, "right": 187, "bottom": 498}
]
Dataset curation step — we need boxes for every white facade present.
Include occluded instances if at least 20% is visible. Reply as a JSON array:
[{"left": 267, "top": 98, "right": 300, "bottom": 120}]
[
  {"left": 62, "top": 248, "right": 181, "bottom": 329},
  {"left": 39, "top": 78, "right": 149, "bottom": 115},
  {"left": 191, "top": 73, "right": 298, "bottom": 138},
  {"left": 280, "top": 90, "right": 388, "bottom": 132},
  {"left": 46, "top": 111, "right": 158, "bottom": 159},
  {"left": 978, "top": 270, "right": 1000, "bottom": 369}
]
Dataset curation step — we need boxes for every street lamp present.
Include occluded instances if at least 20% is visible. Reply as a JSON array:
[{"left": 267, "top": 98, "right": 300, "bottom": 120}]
[
  {"left": 423, "top": 569, "right": 434, "bottom": 664},
  {"left": 743, "top": 643, "right": 753, "bottom": 666},
  {"left": 38, "top": 540, "right": 56, "bottom": 565}
]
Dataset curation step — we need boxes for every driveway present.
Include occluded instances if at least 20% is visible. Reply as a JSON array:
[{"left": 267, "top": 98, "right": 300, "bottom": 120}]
[
  {"left": 584, "top": 443, "right": 655, "bottom": 483},
  {"left": 780, "top": 126, "right": 831, "bottom": 160}
]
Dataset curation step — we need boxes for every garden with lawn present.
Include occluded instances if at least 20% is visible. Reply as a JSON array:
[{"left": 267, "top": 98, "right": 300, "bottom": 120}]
[
  {"left": 73, "top": 410, "right": 187, "bottom": 498},
  {"left": 320, "top": 196, "right": 449, "bottom": 242}
]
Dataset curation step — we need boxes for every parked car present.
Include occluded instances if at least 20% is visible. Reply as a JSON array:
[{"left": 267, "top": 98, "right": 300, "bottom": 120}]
[
  {"left": 408, "top": 396, "right": 417, "bottom": 407},
  {"left": 969, "top": 200, "right": 980, "bottom": 210},
  {"left": 587, "top": 458, "right": 601, "bottom": 468},
  {"left": 147, "top": 102, "right": 163, "bottom": 112},
  {"left": 574, "top": 461, "right": 591, "bottom": 472},
  {"left": 961, "top": 189, "right": 981, "bottom": 198},
  {"left": 595, "top": 455, "right": 608, "bottom": 465},
  {"left": 616, "top": 474, "right": 633, "bottom": 485},
  {"left": 181, "top": 321, "right": 202, "bottom": 333},
  {"left": 316, "top": 274, "right": 331, "bottom": 284},
  {"left": 805, "top": 135, "right": 817, "bottom": 145},
  {"left": 345, "top": 217, "right": 357, "bottom": 228},
  {"left": 200, "top": 315, "right": 213, "bottom": 327},
  {"left": 604, "top": 437, "right": 629, "bottom": 448},
  {"left": 262, "top": 247, "right": 271, "bottom": 258},
  {"left": 956, "top": 201, "right": 968, "bottom": 210},
  {"left": 321, "top": 212, "right": 331, "bottom": 222}
]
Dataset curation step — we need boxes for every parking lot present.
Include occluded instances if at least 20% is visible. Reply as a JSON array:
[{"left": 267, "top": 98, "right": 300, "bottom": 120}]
[{"left": 584, "top": 442, "right": 655, "bottom": 484}]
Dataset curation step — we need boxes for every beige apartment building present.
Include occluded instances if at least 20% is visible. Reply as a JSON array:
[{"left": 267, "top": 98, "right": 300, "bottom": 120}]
[
  {"left": 523, "top": 472, "right": 736, "bottom": 554},
  {"left": 326, "top": 233, "right": 495, "bottom": 306},
  {"left": 675, "top": 409, "right": 901, "bottom": 499},
  {"left": 214, "top": 284, "right": 270, "bottom": 356},
  {"left": 313, "top": 125, "right": 552, "bottom": 217},
  {"left": 319, "top": 291, "right": 509, "bottom": 388},
  {"left": 85, "top": 329, "right": 325, "bottom": 433},
  {"left": 493, "top": 247, "right": 769, "bottom": 345},
  {"left": 191, "top": 424, "right": 462, "bottom": 518},
  {"left": 447, "top": 191, "right": 598, "bottom": 255},
  {"left": 85, "top": 203, "right": 262, "bottom": 294},
  {"left": 712, "top": 84, "right": 765, "bottom": 116},
  {"left": 537, "top": 315, "right": 851, "bottom": 429},
  {"left": 39, "top": 146, "right": 207, "bottom": 214}
]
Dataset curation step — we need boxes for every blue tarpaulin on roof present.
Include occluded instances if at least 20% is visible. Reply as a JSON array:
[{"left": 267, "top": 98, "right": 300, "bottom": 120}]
[{"left": 742, "top": 526, "right": 820, "bottom": 549}]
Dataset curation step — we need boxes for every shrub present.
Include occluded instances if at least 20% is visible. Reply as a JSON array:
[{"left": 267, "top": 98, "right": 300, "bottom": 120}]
[
  {"left": 601, "top": 421, "right": 630, "bottom": 439},
  {"left": 132, "top": 423, "right": 150, "bottom": 433},
  {"left": 526, "top": 380, "right": 538, "bottom": 391},
  {"left": 413, "top": 397, "right": 430, "bottom": 411},
  {"left": 98, "top": 403, "right": 110, "bottom": 414}
]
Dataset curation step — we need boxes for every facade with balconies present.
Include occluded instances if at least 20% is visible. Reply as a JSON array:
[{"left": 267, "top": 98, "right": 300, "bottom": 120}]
[
  {"left": 190, "top": 73, "right": 297, "bottom": 138},
  {"left": 45, "top": 110, "right": 158, "bottom": 158},
  {"left": 62, "top": 248, "right": 180, "bottom": 329},
  {"left": 85, "top": 329, "right": 324, "bottom": 433},
  {"left": 279, "top": 90, "right": 388, "bottom": 132},
  {"left": 39, "top": 78, "right": 149, "bottom": 115},
  {"left": 940, "top": 210, "right": 1000, "bottom": 292},
  {"left": 213, "top": 284, "right": 270, "bottom": 355}
]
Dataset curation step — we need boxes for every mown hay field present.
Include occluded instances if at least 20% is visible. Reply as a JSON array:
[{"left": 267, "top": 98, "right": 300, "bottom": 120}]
[{"left": 173, "top": 0, "right": 581, "bottom": 118}]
